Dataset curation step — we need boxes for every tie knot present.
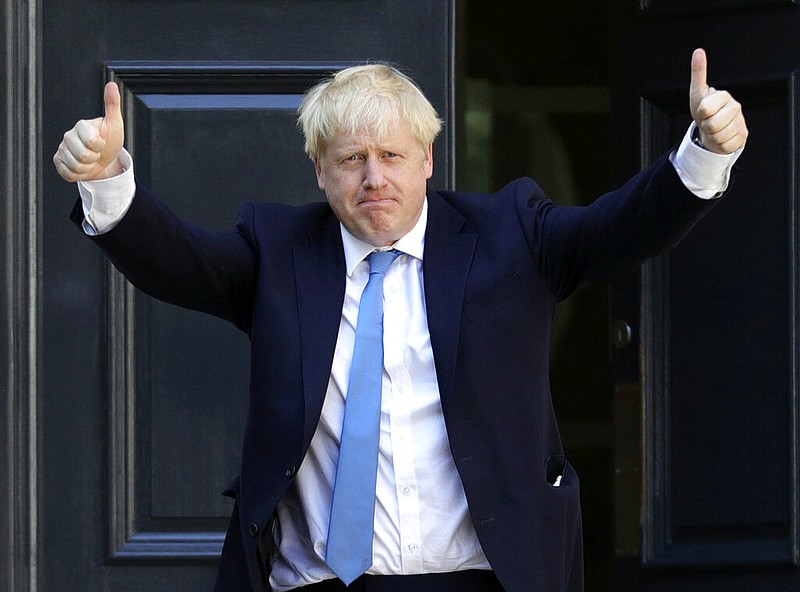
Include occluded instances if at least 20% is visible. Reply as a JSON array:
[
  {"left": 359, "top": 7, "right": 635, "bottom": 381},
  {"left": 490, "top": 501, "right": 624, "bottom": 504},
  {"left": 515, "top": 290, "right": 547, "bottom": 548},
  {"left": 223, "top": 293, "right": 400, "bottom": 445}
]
[{"left": 367, "top": 249, "right": 400, "bottom": 275}]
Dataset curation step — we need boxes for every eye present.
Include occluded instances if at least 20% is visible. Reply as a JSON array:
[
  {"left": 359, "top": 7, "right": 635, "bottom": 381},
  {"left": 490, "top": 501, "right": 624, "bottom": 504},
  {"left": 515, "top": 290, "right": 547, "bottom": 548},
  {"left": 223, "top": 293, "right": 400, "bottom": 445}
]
[{"left": 384, "top": 152, "right": 399, "bottom": 159}]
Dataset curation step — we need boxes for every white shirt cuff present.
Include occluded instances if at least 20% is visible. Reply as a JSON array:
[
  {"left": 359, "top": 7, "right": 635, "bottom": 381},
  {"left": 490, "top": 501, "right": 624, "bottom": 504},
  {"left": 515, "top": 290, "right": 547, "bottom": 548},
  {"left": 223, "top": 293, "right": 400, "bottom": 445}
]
[
  {"left": 670, "top": 122, "right": 743, "bottom": 200},
  {"left": 77, "top": 148, "right": 136, "bottom": 235}
]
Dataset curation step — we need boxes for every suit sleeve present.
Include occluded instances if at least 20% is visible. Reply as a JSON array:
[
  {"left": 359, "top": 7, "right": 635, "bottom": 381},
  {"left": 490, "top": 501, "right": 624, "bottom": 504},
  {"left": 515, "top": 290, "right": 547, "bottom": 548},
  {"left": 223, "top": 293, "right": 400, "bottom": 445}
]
[
  {"left": 518, "top": 151, "right": 721, "bottom": 302},
  {"left": 70, "top": 182, "right": 257, "bottom": 333}
]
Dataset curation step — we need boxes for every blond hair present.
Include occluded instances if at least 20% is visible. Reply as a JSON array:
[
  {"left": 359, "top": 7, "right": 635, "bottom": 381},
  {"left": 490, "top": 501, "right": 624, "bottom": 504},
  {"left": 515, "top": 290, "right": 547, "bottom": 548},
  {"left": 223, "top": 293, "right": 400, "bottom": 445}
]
[{"left": 297, "top": 64, "right": 442, "bottom": 159}]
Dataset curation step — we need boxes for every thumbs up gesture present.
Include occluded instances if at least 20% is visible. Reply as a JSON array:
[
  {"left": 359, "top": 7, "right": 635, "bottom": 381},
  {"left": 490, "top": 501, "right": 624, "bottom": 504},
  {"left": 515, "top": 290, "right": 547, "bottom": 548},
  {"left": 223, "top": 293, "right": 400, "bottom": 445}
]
[
  {"left": 689, "top": 48, "right": 748, "bottom": 155},
  {"left": 53, "top": 82, "right": 125, "bottom": 181}
]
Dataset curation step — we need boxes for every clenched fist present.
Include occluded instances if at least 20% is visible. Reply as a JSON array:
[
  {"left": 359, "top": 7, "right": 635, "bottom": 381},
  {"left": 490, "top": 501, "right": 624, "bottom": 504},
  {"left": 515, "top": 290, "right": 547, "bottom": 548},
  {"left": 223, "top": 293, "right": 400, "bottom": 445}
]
[
  {"left": 689, "top": 48, "right": 748, "bottom": 155},
  {"left": 53, "top": 82, "right": 125, "bottom": 182}
]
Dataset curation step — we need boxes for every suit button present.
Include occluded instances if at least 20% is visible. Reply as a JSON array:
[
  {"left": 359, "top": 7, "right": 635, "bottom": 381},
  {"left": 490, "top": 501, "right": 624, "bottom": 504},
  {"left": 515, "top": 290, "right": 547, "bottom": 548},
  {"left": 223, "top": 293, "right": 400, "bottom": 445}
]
[
  {"left": 248, "top": 523, "right": 259, "bottom": 537},
  {"left": 285, "top": 465, "right": 297, "bottom": 478}
]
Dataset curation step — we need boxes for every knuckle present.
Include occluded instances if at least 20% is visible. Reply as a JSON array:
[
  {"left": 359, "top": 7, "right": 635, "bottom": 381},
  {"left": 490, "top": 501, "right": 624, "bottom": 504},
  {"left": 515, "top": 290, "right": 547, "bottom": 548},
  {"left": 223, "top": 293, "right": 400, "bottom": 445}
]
[
  {"left": 698, "top": 120, "right": 714, "bottom": 136},
  {"left": 696, "top": 103, "right": 713, "bottom": 120},
  {"left": 76, "top": 149, "right": 94, "bottom": 164}
]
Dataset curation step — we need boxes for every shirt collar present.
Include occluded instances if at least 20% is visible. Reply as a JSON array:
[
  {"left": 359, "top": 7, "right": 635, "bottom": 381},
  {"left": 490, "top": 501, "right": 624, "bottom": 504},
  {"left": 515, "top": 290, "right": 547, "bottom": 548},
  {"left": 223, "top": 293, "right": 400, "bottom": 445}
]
[{"left": 341, "top": 197, "right": 428, "bottom": 277}]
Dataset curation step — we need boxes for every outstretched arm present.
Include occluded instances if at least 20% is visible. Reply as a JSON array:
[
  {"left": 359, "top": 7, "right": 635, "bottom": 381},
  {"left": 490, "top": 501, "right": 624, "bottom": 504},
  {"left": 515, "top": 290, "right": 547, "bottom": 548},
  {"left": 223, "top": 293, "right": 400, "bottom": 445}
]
[
  {"left": 54, "top": 82, "right": 256, "bottom": 331},
  {"left": 532, "top": 49, "right": 748, "bottom": 299}
]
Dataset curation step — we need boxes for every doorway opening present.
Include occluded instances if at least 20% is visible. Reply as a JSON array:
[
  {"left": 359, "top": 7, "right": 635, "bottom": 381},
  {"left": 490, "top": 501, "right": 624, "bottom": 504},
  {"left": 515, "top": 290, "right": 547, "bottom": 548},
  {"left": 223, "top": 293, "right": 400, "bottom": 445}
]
[{"left": 458, "top": 2, "right": 614, "bottom": 589}]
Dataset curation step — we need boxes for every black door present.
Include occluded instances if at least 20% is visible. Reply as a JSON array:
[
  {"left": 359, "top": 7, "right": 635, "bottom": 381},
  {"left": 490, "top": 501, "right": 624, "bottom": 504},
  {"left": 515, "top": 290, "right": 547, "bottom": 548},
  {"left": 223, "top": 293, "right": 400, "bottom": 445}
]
[
  {"left": 1, "top": 2, "right": 454, "bottom": 590},
  {"left": 610, "top": 2, "right": 800, "bottom": 590}
]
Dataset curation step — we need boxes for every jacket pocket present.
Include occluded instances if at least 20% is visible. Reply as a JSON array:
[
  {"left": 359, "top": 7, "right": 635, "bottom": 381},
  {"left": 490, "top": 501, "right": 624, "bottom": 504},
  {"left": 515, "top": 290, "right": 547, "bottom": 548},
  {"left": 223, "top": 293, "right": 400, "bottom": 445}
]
[{"left": 544, "top": 455, "right": 579, "bottom": 489}]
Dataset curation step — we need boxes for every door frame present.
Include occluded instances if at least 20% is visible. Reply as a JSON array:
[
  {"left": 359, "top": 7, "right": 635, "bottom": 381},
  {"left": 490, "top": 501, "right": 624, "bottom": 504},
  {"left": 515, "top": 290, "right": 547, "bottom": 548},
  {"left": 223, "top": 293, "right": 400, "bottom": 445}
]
[{"left": 2, "top": 1, "right": 41, "bottom": 590}]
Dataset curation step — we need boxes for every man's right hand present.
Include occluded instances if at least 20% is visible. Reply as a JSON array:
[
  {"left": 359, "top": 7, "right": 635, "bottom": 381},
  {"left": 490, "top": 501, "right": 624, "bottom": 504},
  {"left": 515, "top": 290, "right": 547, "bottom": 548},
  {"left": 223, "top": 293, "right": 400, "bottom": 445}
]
[{"left": 53, "top": 82, "right": 125, "bottom": 182}]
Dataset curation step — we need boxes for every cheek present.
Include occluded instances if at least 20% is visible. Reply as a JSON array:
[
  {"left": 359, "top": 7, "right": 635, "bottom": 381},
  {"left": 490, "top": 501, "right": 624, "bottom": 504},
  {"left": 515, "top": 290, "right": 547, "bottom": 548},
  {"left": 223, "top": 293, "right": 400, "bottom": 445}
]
[
  {"left": 324, "top": 172, "right": 359, "bottom": 199},
  {"left": 327, "top": 185, "right": 351, "bottom": 210},
  {"left": 325, "top": 191, "right": 346, "bottom": 217},
  {"left": 324, "top": 182, "right": 357, "bottom": 220}
]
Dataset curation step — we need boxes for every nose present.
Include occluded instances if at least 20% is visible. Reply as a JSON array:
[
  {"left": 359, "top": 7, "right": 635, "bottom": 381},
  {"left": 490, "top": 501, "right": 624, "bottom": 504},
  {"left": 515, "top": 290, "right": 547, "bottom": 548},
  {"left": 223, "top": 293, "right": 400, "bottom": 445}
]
[{"left": 362, "top": 158, "right": 387, "bottom": 189}]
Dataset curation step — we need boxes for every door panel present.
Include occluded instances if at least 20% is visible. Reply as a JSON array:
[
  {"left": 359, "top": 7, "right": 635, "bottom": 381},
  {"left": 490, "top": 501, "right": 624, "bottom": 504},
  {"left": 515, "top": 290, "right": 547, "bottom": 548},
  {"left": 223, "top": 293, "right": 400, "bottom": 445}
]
[
  {"left": 639, "top": 83, "right": 795, "bottom": 568},
  {"left": 106, "top": 63, "right": 344, "bottom": 563},
  {"left": 23, "top": 2, "right": 455, "bottom": 590},
  {"left": 611, "top": 2, "right": 800, "bottom": 589}
]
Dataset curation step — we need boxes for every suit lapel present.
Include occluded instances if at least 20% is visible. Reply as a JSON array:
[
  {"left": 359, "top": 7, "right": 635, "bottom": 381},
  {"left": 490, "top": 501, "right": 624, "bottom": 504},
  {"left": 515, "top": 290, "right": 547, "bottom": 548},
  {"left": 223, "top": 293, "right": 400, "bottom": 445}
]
[
  {"left": 293, "top": 194, "right": 476, "bottom": 444},
  {"left": 423, "top": 192, "right": 477, "bottom": 418},
  {"left": 294, "top": 212, "right": 346, "bottom": 450}
]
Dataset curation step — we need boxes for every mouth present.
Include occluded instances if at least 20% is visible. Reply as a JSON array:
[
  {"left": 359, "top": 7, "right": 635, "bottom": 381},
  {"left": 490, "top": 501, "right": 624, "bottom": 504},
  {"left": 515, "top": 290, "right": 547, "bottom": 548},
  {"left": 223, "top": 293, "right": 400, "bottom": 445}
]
[{"left": 357, "top": 196, "right": 396, "bottom": 207}]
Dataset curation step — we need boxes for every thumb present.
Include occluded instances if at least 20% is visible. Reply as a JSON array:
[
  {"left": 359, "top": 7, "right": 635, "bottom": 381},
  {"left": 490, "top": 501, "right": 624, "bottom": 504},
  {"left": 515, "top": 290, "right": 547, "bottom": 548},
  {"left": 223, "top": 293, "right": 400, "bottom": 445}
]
[
  {"left": 690, "top": 48, "right": 708, "bottom": 99},
  {"left": 689, "top": 48, "right": 711, "bottom": 124},
  {"left": 103, "top": 81, "right": 123, "bottom": 128},
  {"left": 96, "top": 81, "right": 125, "bottom": 174}
]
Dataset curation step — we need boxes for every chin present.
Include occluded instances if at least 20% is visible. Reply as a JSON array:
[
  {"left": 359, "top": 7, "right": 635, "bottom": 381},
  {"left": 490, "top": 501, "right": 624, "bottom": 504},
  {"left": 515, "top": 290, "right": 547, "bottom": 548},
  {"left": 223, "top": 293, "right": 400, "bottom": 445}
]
[{"left": 364, "top": 234, "right": 398, "bottom": 248}]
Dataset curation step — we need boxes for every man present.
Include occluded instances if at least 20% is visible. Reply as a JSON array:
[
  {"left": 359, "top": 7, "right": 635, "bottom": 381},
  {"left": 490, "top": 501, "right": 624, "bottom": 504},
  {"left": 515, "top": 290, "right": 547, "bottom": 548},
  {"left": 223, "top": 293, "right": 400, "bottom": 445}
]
[{"left": 53, "top": 49, "right": 747, "bottom": 592}]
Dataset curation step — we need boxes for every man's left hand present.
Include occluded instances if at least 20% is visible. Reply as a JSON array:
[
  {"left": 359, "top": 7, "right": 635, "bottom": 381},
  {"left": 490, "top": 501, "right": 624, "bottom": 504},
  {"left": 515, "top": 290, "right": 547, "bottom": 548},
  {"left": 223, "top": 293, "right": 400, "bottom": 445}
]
[{"left": 689, "top": 48, "right": 748, "bottom": 155}]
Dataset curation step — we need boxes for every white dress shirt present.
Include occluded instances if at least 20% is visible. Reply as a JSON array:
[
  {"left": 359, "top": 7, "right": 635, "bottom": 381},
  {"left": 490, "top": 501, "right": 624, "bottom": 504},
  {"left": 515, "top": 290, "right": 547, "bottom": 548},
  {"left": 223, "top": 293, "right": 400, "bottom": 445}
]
[
  {"left": 76, "top": 122, "right": 742, "bottom": 591},
  {"left": 268, "top": 200, "right": 491, "bottom": 590}
]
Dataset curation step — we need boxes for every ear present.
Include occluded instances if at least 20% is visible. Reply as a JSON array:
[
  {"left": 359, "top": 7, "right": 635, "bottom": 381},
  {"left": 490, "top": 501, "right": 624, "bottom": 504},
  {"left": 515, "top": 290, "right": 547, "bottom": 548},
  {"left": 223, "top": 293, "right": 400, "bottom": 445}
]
[
  {"left": 424, "top": 143, "right": 434, "bottom": 180},
  {"left": 313, "top": 157, "right": 326, "bottom": 191}
]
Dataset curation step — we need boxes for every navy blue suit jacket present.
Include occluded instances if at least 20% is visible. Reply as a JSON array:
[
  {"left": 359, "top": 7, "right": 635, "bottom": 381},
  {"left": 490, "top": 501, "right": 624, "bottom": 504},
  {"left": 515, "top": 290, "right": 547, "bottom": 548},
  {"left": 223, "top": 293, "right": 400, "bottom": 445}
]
[{"left": 76, "top": 151, "right": 717, "bottom": 592}]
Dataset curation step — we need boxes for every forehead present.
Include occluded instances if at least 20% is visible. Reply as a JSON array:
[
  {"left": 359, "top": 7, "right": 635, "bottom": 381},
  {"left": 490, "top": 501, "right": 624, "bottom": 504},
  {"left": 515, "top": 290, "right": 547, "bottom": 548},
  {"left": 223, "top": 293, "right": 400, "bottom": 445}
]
[{"left": 324, "top": 121, "right": 421, "bottom": 156}]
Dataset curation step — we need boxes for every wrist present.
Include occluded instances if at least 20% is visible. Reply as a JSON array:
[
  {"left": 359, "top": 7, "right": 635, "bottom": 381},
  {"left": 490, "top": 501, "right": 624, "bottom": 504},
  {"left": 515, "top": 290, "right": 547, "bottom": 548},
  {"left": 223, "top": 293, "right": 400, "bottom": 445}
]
[
  {"left": 94, "top": 156, "right": 125, "bottom": 180},
  {"left": 691, "top": 125, "right": 706, "bottom": 150}
]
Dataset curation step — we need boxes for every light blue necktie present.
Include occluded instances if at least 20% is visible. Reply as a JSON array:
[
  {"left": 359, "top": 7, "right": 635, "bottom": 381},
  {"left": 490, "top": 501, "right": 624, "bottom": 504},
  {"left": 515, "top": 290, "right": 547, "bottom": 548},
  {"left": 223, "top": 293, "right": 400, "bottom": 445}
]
[{"left": 326, "top": 249, "right": 401, "bottom": 585}]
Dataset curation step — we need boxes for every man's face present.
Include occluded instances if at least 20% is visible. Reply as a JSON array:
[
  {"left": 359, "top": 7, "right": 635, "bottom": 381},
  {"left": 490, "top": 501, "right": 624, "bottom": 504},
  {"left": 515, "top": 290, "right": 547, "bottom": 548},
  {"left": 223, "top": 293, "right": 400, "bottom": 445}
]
[{"left": 314, "top": 121, "right": 433, "bottom": 247}]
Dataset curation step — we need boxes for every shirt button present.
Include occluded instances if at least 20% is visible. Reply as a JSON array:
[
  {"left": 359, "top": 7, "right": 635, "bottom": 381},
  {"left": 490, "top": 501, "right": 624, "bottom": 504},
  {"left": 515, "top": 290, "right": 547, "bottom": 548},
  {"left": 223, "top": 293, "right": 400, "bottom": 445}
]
[
  {"left": 248, "top": 523, "right": 259, "bottom": 537},
  {"left": 406, "top": 543, "right": 417, "bottom": 553},
  {"left": 285, "top": 465, "right": 297, "bottom": 478},
  {"left": 402, "top": 486, "right": 411, "bottom": 496},
  {"left": 397, "top": 384, "right": 406, "bottom": 393}
]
